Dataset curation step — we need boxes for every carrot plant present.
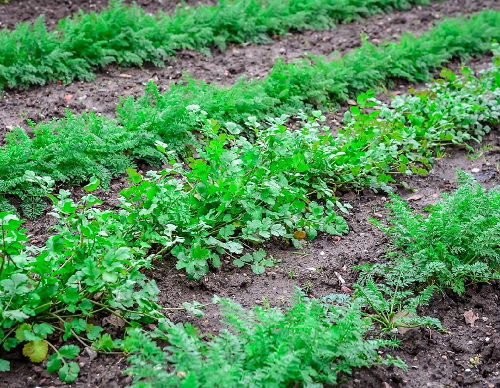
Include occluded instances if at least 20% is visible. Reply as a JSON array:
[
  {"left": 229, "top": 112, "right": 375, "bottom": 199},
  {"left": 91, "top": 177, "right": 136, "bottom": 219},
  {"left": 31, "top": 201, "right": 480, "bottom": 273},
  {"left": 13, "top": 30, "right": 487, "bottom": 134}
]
[
  {"left": 123, "top": 293, "right": 404, "bottom": 387},
  {"left": 362, "top": 173, "right": 500, "bottom": 295},
  {"left": 0, "top": 0, "right": 434, "bottom": 90}
]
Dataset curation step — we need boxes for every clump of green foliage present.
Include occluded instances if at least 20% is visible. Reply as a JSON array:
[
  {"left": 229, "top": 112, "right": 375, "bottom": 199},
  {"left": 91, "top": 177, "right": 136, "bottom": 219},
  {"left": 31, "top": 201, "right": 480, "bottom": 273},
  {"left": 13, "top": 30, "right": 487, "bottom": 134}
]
[
  {"left": 0, "top": 190, "right": 164, "bottom": 381},
  {"left": 0, "top": 0, "right": 433, "bottom": 90},
  {"left": 118, "top": 11, "right": 500, "bottom": 140},
  {"left": 0, "top": 113, "right": 164, "bottom": 218},
  {"left": 1, "top": 40, "right": 499, "bottom": 214},
  {"left": 123, "top": 175, "right": 499, "bottom": 387},
  {"left": 365, "top": 173, "right": 500, "bottom": 295},
  {"left": 120, "top": 113, "right": 349, "bottom": 279},
  {"left": 123, "top": 293, "right": 403, "bottom": 387},
  {"left": 353, "top": 279, "right": 441, "bottom": 332}
]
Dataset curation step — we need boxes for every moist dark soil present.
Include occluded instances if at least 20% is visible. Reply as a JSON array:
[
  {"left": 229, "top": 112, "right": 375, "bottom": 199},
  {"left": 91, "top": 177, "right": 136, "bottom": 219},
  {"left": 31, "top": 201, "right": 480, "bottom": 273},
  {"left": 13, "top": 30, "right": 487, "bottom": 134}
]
[
  {"left": 0, "top": 0, "right": 499, "bottom": 132},
  {"left": 0, "top": 0, "right": 214, "bottom": 30}
]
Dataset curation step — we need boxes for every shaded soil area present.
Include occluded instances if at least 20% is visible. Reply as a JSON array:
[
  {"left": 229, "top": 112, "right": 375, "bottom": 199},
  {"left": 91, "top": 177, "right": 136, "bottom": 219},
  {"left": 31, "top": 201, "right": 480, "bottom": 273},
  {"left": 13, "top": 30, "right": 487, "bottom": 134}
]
[
  {"left": 0, "top": 0, "right": 498, "bottom": 132},
  {"left": 1, "top": 128, "right": 498, "bottom": 387},
  {"left": 0, "top": 0, "right": 213, "bottom": 30}
]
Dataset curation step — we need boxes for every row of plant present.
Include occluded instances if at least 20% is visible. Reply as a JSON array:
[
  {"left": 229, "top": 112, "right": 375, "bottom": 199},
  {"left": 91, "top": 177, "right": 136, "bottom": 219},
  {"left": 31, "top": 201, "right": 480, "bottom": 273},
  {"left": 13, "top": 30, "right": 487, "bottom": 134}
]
[
  {"left": 123, "top": 173, "right": 499, "bottom": 387},
  {"left": 0, "top": 62, "right": 498, "bottom": 382},
  {"left": 1, "top": 11, "right": 499, "bottom": 218},
  {"left": 3, "top": 171, "right": 495, "bottom": 385},
  {"left": 0, "top": 0, "right": 435, "bottom": 90}
]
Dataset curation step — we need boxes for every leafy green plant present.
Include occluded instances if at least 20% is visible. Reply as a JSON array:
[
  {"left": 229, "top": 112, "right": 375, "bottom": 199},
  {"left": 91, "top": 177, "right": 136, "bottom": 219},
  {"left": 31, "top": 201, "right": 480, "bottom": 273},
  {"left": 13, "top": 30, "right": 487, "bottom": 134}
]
[
  {"left": 118, "top": 11, "right": 500, "bottom": 141},
  {"left": 123, "top": 293, "right": 404, "bottom": 387},
  {"left": 365, "top": 173, "right": 499, "bottom": 294},
  {"left": 0, "top": 113, "right": 163, "bottom": 214},
  {"left": 120, "top": 115, "right": 349, "bottom": 279},
  {"left": 233, "top": 249, "right": 276, "bottom": 274},
  {"left": 1, "top": 55, "right": 499, "bottom": 214},
  {"left": 0, "top": 0, "right": 435, "bottom": 90},
  {"left": 0, "top": 190, "right": 163, "bottom": 381},
  {"left": 353, "top": 279, "right": 441, "bottom": 332}
]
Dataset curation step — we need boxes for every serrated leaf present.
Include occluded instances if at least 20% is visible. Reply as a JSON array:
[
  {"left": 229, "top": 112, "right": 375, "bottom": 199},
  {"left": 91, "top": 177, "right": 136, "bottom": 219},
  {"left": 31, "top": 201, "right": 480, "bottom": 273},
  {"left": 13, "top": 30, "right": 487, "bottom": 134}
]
[
  {"left": 47, "top": 354, "right": 62, "bottom": 373},
  {"left": 251, "top": 264, "right": 265, "bottom": 274},
  {"left": 58, "top": 345, "right": 80, "bottom": 359},
  {"left": 15, "top": 323, "right": 33, "bottom": 341},
  {"left": 83, "top": 178, "right": 101, "bottom": 192},
  {"left": 126, "top": 168, "right": 143, "bottom": 184}
]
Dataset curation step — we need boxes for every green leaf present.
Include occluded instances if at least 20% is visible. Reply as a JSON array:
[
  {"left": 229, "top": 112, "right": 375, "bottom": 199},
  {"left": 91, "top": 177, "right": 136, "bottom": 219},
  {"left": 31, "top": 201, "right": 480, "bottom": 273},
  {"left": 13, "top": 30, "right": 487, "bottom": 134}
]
[
  {"left": 46, "top": 354, "right": 62, "bottom": 373},
  {"left": 251, "top": 264, "right": 265, "bottom": 275},
  {"left": 93, "top": 334, "right": 114, "bottom": 351},
  {"left": 86, "top": 325, "right": 104, "bottom": 341},
  {"left": 33, "top": 323, "right": 55, "bottom": 338},
  {"left": 58, "top": 345, "right": 80, "bottom": 360},
  {"left": 102, "top": 272, "right": 118, "bottom": 283},
  {"left": 15, "top": 323, "right": 33, "bottom": 341},
  {"left": 0, "top": 359, "right": 10, "bottom": 372},
  {"left": 83, "top": 178, "right": 101, "bottom": 192},
  {"left": 126, "top": 168, "right": 143, "bottom": 184},
  {"left": 226, "top": 241, "right": 243, "bottom": 254},
  {"left": 58, "top": 361, "right": 80, "bottom": 383}
]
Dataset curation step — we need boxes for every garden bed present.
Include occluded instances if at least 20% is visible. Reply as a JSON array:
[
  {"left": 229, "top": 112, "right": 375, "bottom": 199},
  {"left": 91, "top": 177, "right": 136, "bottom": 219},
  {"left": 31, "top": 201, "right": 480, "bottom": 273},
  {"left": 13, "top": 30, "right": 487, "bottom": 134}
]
[{"left": 0, "top": 0, "right": 498, "bottom": 387}]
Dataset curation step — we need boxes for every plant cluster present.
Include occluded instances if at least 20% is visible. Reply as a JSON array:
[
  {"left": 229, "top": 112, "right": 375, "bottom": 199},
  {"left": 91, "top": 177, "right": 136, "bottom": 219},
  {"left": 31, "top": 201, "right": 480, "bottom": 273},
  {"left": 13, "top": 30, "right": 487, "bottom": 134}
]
[
  {"left": 0, "top": 0, "right": 433, "bottom": 90},
  {"left": 0, "top": 113, "right": 164, "bottom": 218},
  {"left": 0, "top": 191, "right": 164, "bottom": 381},
  {"left": 361, "top": 173, "right": 500, "bottom": 295},
  {"left": 120, "top": 114, "right": 350, "bottom": 279},
  {"left": 122, "top": 175, "right": 498, "bottom": 387},
  {"left": 124, "top": 293, "right": 403, "bottom": 387},
  {"left": 1, "top": 15, "right": 499, "bottom": 216},
  {"left": 118, "top": 11, "right": 499, "bottom": 141}
]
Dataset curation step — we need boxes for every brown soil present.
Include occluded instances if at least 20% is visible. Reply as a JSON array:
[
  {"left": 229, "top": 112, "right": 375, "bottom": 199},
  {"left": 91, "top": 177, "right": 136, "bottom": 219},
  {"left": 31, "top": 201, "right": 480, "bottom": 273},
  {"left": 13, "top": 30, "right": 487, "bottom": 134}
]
[
  {"left": 0, "top": 0, "right": 498, "bottom": 132},
  {"left": 0, "top": 0, "right": 213, "bottom": 30},
  {"left": 0, "top": 0, "right": 499, "bottom": 387}
]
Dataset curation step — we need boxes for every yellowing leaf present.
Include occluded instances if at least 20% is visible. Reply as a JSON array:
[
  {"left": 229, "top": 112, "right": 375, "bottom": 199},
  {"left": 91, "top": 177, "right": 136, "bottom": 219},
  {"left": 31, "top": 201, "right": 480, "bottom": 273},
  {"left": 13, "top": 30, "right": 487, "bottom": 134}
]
[
  {"left": 23, "top": 340, "right": 48, "bottom": 363},
  {"left": 293, "top": 231, "right": 306, "bottom": 240}
]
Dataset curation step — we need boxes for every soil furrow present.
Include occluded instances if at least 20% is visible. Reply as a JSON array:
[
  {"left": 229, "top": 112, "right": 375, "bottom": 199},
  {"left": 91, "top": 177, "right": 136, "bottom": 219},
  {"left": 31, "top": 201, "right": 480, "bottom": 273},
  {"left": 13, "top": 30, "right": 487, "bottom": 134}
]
[{"left": 0, "top": 0, "right": 498, "bottom": 132}]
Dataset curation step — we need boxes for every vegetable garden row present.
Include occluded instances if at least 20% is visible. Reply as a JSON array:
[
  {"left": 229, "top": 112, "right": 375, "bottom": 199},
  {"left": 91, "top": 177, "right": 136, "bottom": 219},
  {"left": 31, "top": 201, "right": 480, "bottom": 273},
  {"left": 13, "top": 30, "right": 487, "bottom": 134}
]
[{"left": 0, "top": 0, "right": 498, "bottom": 386}]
